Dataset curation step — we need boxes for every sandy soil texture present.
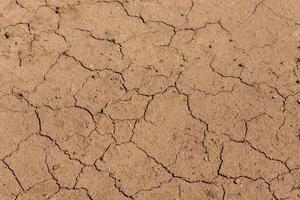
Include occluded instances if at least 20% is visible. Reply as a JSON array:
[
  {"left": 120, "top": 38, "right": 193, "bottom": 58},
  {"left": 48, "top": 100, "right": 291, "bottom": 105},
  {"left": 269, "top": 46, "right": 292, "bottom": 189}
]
[{"left": 0, "top": 0, "right": 300, "bottom": 199}]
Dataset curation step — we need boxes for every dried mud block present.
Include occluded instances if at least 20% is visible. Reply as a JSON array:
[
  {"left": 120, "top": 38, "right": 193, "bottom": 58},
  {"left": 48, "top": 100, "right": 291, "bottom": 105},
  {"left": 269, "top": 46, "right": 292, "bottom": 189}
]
[
  {"left": 216, "top": 176, "right": 274, "bottom": 200},
  {"left": 17, "top": 179, "right": 59, "bottom": 200},
  {"left": 75, "top": 71, "right": 126, "bottom": 114},
  {"left": 28, "top": 55, "right": 92, "bottom": 109},
  {"left": 48, "top": 189, "right": 90, "bottom": 200},
  {"left": 60, "top": 28, "right": 130, "bottom": 72},
  {"left": 96, "top": 143, "right": 172, "bottom": 195},
  {"left": 0, "top": 162, "right": 22, "bottom": 200},
  {"left": 4, "top": 135, "right": 52, "bottom": 190},
  {"left": 0, "top": 95, "right": 38, "bottom": 159},
  {"left": 271, "top": 169, "right": 300, "bottom": 199},
  {"left": 134, "top": 178, "right": 223, "bottom": 200},
  {"left": 76, "top": 166, "right": 130, "bottom": 200},
  {"left": 38, "top": 107, "right": 114, "bottom": 165},
  {"left": 220, "top": 141, "right": 288, "bottom": 182},
  {"left": 59, "top": 2, "right": 148, "bottom": 43}
]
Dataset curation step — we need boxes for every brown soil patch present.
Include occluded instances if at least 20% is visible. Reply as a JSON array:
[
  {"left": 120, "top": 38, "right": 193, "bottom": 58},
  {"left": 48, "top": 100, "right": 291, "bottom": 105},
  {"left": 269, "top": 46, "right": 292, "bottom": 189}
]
[{"left": 1, "top": 0, "right": 300, "bottom": 199}]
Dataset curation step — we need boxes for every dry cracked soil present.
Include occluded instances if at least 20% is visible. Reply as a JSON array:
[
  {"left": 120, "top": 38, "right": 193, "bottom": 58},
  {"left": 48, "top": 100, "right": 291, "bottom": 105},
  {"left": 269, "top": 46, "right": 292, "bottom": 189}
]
[{"left": 0, "top": 0, "right": 300, "bottom": 199}]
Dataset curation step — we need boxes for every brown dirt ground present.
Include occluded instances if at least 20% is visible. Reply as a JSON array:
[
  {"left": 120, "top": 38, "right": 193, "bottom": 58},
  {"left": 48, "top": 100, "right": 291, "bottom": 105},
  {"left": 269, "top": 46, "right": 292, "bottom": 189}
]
[{"left": 0, "top": 0, "right": 300, "bottom": 199}]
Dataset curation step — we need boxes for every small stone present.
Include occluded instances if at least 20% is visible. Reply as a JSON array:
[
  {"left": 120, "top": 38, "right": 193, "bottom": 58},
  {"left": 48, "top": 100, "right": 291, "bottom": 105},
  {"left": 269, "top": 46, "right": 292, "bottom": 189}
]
[
  {"left": 234, "top": 179, "right": 241, "bottom": 184},
  {"left": 52, "top": 164, "right": 60, "bottom": 170},
  {"left": 16, "top": 93, "right": 24, "bottom": 98},
  {"left": 4, "top": 32, "right": 10, "bottom": 39}
]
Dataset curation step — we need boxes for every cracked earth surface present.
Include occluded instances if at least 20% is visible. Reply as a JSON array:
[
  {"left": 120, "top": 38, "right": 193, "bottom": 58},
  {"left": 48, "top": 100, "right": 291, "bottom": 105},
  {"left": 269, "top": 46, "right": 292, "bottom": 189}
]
[{"left": 0, "top": 0, "right": 300, "bottom": 199}]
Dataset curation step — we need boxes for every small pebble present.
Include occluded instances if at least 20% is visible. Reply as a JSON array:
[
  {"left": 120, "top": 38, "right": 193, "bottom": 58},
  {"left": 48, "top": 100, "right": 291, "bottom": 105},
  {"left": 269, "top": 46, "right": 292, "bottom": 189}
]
[
  {"left": 52, "top": 164, "right": 60, "bottom": 170},
  {"left": 16, "top": 93, "right": 23, "bottom": 98},
  {"left": 4, "top": 32, "right": 10, "bottom": 39},
  {"left": 234, "top": 179, "right": 241, "bottom": 184}
]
